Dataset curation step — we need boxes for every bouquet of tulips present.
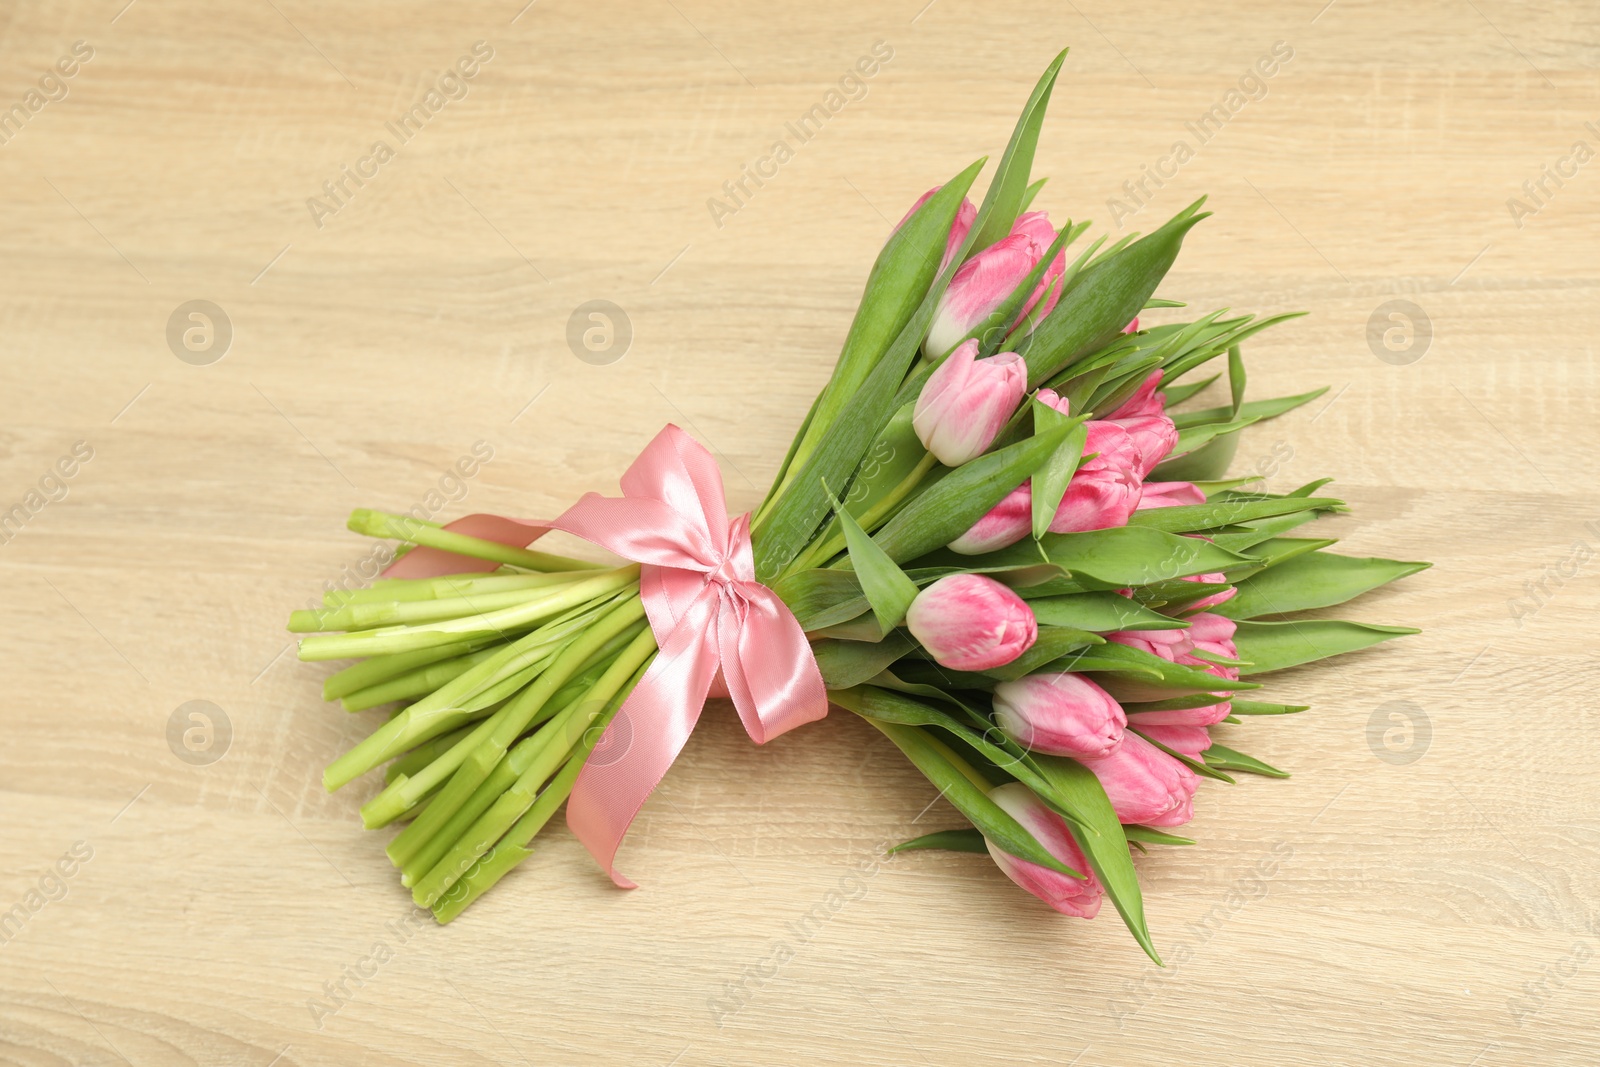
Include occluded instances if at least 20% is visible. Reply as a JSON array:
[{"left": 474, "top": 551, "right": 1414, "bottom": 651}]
[{"left": 290, "top": 50, "right": 1425, "bottom": 959}]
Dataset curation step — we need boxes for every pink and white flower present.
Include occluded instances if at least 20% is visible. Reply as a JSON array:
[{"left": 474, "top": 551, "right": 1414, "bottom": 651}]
[{"left": 905, "top": 573, "right": 1037, "bottom": 671}]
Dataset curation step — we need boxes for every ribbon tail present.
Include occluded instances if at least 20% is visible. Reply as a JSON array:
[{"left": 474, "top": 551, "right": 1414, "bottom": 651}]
[
  {"left": 719, "top": 583, "right": 828, "bottom": 744},
  {"left": 565, "top": 594, "right": 721, "bottom": 888}
]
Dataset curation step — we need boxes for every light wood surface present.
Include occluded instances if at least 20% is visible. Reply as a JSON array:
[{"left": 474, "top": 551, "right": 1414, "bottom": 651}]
[{"left": 2, "top": 1, "right": 1597, "bottom": 1063}]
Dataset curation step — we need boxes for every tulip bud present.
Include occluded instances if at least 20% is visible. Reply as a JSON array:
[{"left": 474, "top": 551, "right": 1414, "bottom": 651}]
[
  {"left": 1172, "top": 569, "right": 1237, "bottom": 611},
  {"left": 1048, "top": 421, "right": 1144, "bottom": 533},
  {"left": 1136, "top": 724, "right": 1213, "bottom": 759},
  {"left": 993, "top": 672, "right": 1125, "bottom": 758},
  {"left": 1106, "top": 370, "right": 1166, "bottom": 420},
  {"left": 923, "top": 211, "right": 1065, "bottom": 359},
  {"left": 1098, "top": 371, "right": 1178, "bottom": 476},
  {"left": 947, "top": 482, "right": 1032, "bottom": 554},
  {"left": 1106, "top": 626, "right": 1193, "bottom": 663},
  {"left": 905, "top": 573, "right": 1037, "bottom": 671},
  {"left": 1080, "top": 731, "right": 1199, "bottom": 827},
  {"left": 1174, "top": 613, "right": 1241, "bottom": 685},
  {"left": 895, "top": 186, "right": 977, "bottom": 270},
  {"left": 912, "top": 339, "right": 1027, "bottom": 466},
  {"left": 1136, "top": 481, "right": 1207, "bottom": 510},
  {"left": 947, "top": 412, "right": 1149, "bottom": 551},
  {"left": 1127, "top": 699, "right": 1231, "bottom": 727},
  {"left": 984, "top": 783, "right": 1104, "bottom": 918},
  {"left": 1048, "top": 464, "right": 1142, "bottom": 534}
]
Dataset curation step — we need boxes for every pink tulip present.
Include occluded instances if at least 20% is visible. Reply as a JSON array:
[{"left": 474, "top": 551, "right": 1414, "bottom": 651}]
[
  {"left": 1080, "top": 731, "right": 1199, "bottom": 827},
  {"left": 1127, "top": 699, "right": 1232, "bottom": 727},
  {"left": 1173, "top": 570, "right": 1237, "bottom": 611},
  {"left": 1184, "top": 612, "right": 1239, "bottom": 660},
  {"left": 1049, "top": 420, "right": 1145, "bottom": 532},
  {"left": 992, "top": 672, "right": 1125, "bottom": 758},
  {"left": 1048, "top": 463, "right": 1143, "bottom": 534},
  {"left": 905, "top": 573, "right": 1037, "bottom": 671},
  {"left": 1123, "top": 317, "right": 1141, "bottom": 334},
  {"left": 1137, "top": 724, "right": 1214, "bottom": 759},
  {"left": 1107, "top": 370, "right": 1166, "bottom": 420},
  {"left": 1137, "top": 481, "right": 1207, "bottom": 510},
  {"left": 1098, "top": 371, "right": 1178, "bottom": 477},
  {"left": 1036, "top": 387, "right": 1072, "bottom": 415},
  {"left": 944, "top": 394, "right": 1162, "bottom": 555},
  {"left": 923, "top": 211, "right": 1066, "bottom": 359},
  {"left": 984, "top": 783, "right": 1104, "bottom": 918},
  {"left": 1106, "top": 626, "right": 1194, "bottom": 663},
  {"left": 948, "top": 481, "right": 1032, "bottom": 554},
  {"left": 895, "top": 186, "right": 977, "bottom": 270},
  {"left": 912, "top": 339, "right": 1027, "bottom": 466}
]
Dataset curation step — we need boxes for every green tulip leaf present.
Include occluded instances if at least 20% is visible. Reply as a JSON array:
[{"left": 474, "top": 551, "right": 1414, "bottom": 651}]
[
  {"left": 1218, "top": 550, "right": 1429, "bottom": 620},
  {"left": 1150, "top": 428, "right": 1242, "bottom": 482},
  {"left": 1229, "top": 698, "right": 1311, "bottom": 715},
  {"left": 754, "top": 159, "right": 987, "bottom": 582},
  {"left": 1131, "top": 728, "right": 1235, "bottom": 784},
  {"left": 982, "top": 626, "right": 1104, "bottom": 681},
  {"left": 811, "top": 631, "right": 918, "bottom": 689},
  {"left": 1050, "top": 640, "right": 1260, "bottom": 694},
  {"left": 1128, "top": 495, "right": 1343, "bottom": 536},
  {"left": 825, "top": 481, "right": 920, "bottom": 635},
  {"left": 1029, "top": 754, "right": 1161, "bottom": 965},
  {"left": 1027, "top": 590, "right": 1188, "bottom": 632},
  {"left": 1227, "top": 344, "right": 1246, "bottom": 419},
  {"left": 889, "top": 828, "right": 989, "bottom": 855},
  {"left": 872, "top": 423, "right": 1072, "bottom": 563},
  {"left": 1203, "top": 742, "right": 1289, "bottom": 778},
  {"left": 1021, "top": 200, "right": 1212, "bottom": 387},
  {"left": 837, "top": 693, "right": 1088, "bottom": 878},
  {"left": 1233, "top": 619, "right": 1420, "bottom": 675},
  {"left": 1031, "top": 403, "right": 1090, "bottom": 540},
  {"left": 1161, "top": 372, "right": 1220, "bottom": 406},
  {"left": 1171, "top": 386, "right": 1329, "bottom": 430},
  {"left": 1122, "top": 824, "right": 1196, "bottom": 846},
  {"left": 967, "top": 48, "right": 1067, "bottom": 252}
]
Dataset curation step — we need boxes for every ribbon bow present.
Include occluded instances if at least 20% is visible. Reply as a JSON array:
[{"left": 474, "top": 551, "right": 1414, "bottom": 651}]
[{"left": 383, "top": 425, "right": 828, "bottom": 886}]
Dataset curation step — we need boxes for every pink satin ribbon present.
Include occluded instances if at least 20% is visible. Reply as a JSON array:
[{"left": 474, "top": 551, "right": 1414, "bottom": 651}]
[{"left": 382, "top": 425, "right": 828, "bottom": 886}]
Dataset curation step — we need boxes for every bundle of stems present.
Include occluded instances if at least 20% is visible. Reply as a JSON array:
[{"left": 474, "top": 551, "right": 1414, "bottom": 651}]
[{"left": 296, "top": 509, "right": 657, "bottom": 921}]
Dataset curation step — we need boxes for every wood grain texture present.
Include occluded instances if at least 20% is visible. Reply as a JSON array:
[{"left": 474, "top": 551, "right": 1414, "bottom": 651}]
[{"left": 1, "top": 0, "right": 1596, "bottom": 1063}]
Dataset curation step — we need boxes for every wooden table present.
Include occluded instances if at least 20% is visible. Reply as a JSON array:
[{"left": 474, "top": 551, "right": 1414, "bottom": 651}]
[{"left": 2, "top": 1, "right": 1595, "bottom": 1063}]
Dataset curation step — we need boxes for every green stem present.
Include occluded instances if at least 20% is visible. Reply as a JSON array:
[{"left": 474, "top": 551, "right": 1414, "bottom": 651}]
[
  {"left": 298, "top": 566, "right": 639, "bottom": 662},
  {"left": 783, "top": 451, "right": 938, "bottom": 577},
  {"left": 322, "top": 638, "right": 495, "bottom": 701},
  {"left": 396, "top": 595, "right": 648, "bottom": 850},
  {"left": 430, "top": 654, "right": 653, "bottom": 923},
  {"left": 348, "top": 509, "right": 593, "bottom": 572},
  {"left": 383, "top": 621, "right": 643, "bottom": 865},
  {"left": 329, "top": 569, "right": 601, "bottom": 607},
  {"left": 293, "top": 584, "right": 584, "bottom": 633},
  {"left": 340, "top": 647, "right": 501, "bottom": 711},
  {"left": 411, "top": 626, "right": 658, "bottom": 907},
  {"left": 357, "top": 615, "right": 646, "bottom": 827},
  {"left": 384, "top": 720, "right": 481, "bottom": 784}
]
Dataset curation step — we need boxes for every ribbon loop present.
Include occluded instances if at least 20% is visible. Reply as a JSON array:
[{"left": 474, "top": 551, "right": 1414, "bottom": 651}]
[{"left": 382, "top": 425, "right": 828, "bottom": 887}]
